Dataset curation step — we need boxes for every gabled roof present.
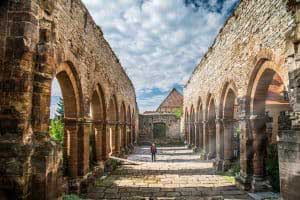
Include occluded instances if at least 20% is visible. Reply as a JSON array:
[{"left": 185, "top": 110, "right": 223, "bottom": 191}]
[{"left": 156, "top": 88, "right": 183, "bottom": 111}]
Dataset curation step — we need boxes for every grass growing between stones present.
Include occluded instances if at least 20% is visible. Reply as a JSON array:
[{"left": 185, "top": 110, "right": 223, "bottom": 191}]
[{"left": 62, "top": 194, "right": 82, "bottom": 200}]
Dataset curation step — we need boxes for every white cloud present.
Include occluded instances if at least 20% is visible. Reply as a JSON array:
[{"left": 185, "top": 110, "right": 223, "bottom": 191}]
[{"left": 62, "top": 0, "right": 238, "bottom": 112}]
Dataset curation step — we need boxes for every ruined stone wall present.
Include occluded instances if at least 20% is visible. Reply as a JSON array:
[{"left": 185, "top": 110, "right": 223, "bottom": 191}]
[
  {"left": 183, "top": 0, "right": 300, "bottom": 198},
  {"left": 139, "top": 114, "right": 182, "bottom": 145},
  {"left": 184, "top": 0, "right": 293, "bottom": 111},
  {"left": 0, "top": 0, "right": 138, "bottom": 199}
]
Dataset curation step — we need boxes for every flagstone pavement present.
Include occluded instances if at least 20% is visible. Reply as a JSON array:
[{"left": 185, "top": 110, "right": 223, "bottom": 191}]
[{"left": 84, "top": 146, "right": 251, "bottom": 200}]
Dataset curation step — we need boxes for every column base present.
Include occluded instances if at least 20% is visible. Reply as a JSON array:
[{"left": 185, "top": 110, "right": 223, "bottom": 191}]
[
  {"left": 222, "top": 160, "right": 232, "bottom": 171},
  {"left": 207, "top": 153, "right": 216, "bottom": 160},
  {"left": 235, "top": 174, "right": 252, "bottom": 191},
  {"left": 251, "top": 176, "right": 271, "bottom": 192},
  {"left": 214, "top": 159, "right": 223, "bottom": 171}
]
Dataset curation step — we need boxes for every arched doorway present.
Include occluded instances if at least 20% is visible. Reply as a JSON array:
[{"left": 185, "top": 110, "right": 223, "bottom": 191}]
[
  {"left": 221, "top": 83, "right": 239, "bottom": 171},
  {"left": 248, "top": 62, "right": 290, "bottom": 191},
  {"left": 153, "top": 122, "right": 167, "bottom": 139},
  {"left": 107, "top": 96, "right": 119, "bottom": 156},
  {"left": 90, "top": 84, "right": 106, "bottom": 166},
  {"left": 207, "top": 95, "right": 216, "bottom": 159},
  {"left": 50, "top": 62, "right": 83, "bottom": 177}
]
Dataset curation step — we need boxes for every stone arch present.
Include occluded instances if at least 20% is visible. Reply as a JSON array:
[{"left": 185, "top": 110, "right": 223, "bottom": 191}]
[
  {"left": 54, "top": 61, "right": 84, "bottom": 177},
  {"left": 220, "top": 81, "right": 239, "bottom": 170},
  {"left": 90, "top": 83, "right": 106, "bottom": 166},
  {"left": 246, "top": 59, "right": 291, "bottom": 191},
  {"left": 120, "top": 101, "right": 126, "bottom": 152},
  {"left": 107, "top": 95, "right": 119, "bottom": 156}
]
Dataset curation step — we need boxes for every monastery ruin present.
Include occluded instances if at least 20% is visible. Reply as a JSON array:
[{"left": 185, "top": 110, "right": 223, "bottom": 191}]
[{"left": 1, "top": 0, "right": 300, "bottom": 199}]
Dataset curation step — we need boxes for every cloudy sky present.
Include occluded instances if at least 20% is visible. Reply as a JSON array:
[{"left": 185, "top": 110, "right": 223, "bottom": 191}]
[{"left": 51, "top": 0, "right": 239, "bottom": 116}]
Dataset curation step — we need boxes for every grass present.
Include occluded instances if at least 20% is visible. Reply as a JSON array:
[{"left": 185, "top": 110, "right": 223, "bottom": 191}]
[{"left": 62, "top": 194, "right": 82, "bottom": 200}]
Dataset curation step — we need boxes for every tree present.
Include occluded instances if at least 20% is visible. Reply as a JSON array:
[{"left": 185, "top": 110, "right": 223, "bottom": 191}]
[
  {"left": 55, "top": 97, "right": 64, "bottom": 119},
  {"left": 49, "top": 118, "right": 64, "bottom": 143},
  {"left": 50, "top": 97, "right": 64, "bottom": 143}
]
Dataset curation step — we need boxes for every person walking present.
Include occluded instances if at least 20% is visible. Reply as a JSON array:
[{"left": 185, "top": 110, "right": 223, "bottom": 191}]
[{"left": 150, "top": 143, "right": 157, "bottom": 162}]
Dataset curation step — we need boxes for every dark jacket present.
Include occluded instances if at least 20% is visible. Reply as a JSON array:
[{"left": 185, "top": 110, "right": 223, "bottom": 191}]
[{"left": 151, "top": 145, "right": 157, "bottom": 154}]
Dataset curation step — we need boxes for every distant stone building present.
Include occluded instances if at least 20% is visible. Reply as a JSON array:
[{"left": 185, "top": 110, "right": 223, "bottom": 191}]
[
  {"left": 157, "top": 88, "right": 183, "bottom": 113},
  {"left": 139, "top": 89, "right": 183, "bottom": 145}
]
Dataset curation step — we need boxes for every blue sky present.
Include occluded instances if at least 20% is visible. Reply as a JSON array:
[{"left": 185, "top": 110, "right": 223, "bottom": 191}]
[{"left": 51, "top": 0, "right": 239, "bottom": 116}]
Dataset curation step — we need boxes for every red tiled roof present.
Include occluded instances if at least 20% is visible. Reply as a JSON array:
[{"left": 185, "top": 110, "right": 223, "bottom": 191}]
[{"left": 156, "top": 88, "right": 183, "bottom": 111}]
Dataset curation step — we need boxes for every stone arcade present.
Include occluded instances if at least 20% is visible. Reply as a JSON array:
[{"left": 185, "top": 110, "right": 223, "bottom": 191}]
[
  {"left": 183, "top": 0, "right": 300, "bottom": 199},
  {"left": 0, "top": 0, "right": 138, "bottom": 199},
  {"left": 2, "top": 0, "right": 300, "bottom": 199}
]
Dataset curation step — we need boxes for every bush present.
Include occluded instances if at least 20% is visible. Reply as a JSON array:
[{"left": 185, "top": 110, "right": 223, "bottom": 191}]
[
  {"left": 266, "top": 144, "right": 280, "bottom": 192},
  {"left": 49, "top": 118, "right": 64, "bottom": 143}
]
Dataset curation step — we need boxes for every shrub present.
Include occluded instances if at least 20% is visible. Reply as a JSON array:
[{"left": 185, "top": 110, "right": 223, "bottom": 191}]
[{"left": 49, "top": 118, "right": 64, "bottom": 143}]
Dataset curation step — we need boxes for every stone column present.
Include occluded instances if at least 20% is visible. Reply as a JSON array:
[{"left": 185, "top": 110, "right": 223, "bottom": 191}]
[
  {"left": 195, "top": 123, "right": 199, "bottom": 147},
  {"left": 222, "top": 119, "right": 234, "bottom": 171},
  {"left": 203, "top": 121, "right": 209, "bottom": 155},
  {"left": 198, "top": 122, "right": 203, "bottom": 149},
  {"left": 235, "top": 98, "right": 252, "bottom": 191},
  {"left": 115, "top": 124, "right": 121, "bottom": 155},
  {"left": 93, "top": 121, "right": 103, "bottom": 162},
  {"left": 215, "top": 118, "right": 223, "bottom": 170},
  {"left": 250, "top": 115, "right": 268, "bottom": 192},
  {"left": 208, "top": 121, "right": 216, "bottom": 159},
  {"left": 64, "top": 118, "right": 79, "bottom": 177},
  {"left": 79, "top": 119, "right": 90, "bottom": 176}
]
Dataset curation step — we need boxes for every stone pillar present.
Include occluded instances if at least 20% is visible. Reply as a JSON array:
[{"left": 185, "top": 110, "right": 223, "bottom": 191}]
[
  {"left": 203, "top": 121, "right": 209, "bottom": 154},
  {"left": 115, "top": 124, "right": 120, "bottom": 155},
  {"left": 222, "top": 119, "right": 234, "bottom": 171},
  {"left": 198, "top": 122, "right": 203, "bottom": 149},
  {"left": 79, "top": 120, "right": 90, "bottom": 176},
  {"left": 94, "top": 122, "right": 104, "bottom": 163},
  {"left": 195, "top": 123, "right": 199, "bottom": 147},
  {"left": 250, "top": 115, "right": 269, "bottom": 192},
  {"left": 235, "top": 98, "right": 252, "bottom": 191},
  {"left": 64, "top": 119, "right": 79, "bottom": 177},
  {"left": 208, "top": 121, "right": 216, "bottom": 159},
  {"left": 215, "top": 118, "right": 223, "bottom": 170}
]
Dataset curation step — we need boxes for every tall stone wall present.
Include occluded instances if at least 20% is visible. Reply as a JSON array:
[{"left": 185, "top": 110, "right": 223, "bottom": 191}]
[
  {"left": 184, "top": 0, "right": 292, "bottom": 107},
  {"left": 0, "top": 0, "right": 138, "bottom": 199},
  {"left": 184, "top": 0, "right": 300, "bottom": 198}
]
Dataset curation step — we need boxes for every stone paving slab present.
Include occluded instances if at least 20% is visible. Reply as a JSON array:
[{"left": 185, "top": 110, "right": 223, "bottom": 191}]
[{"left": 85, "top": 146, "right": 252, "bottom": 200}]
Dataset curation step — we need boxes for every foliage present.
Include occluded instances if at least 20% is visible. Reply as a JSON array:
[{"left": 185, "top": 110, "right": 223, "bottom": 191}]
[
  {"left": 62, "top": 194, "right": 81, "bottom": 200},
  {"left": 266, "top": 143, "right": 280, "bottom": 192},
  {"left": 228, "top": 161, "right": 240, "bottom": 176},
  {"left": 55, "top": 97, "right": 64, "bottom": 119},
  {"left": 174, "top": 108, "right": 183, "bottom": 118},
  {"left": 49, "top": 118, "right": 64, "bottom": 143},
  {"left": 50, "top": 97, "right": 64, "bottom": 143}
]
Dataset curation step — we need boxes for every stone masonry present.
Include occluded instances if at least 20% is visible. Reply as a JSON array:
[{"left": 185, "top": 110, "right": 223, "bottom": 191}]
[
  {"left": 0, "top": 0, "right": 138, "bottom": 199},
  {"left": 183, "top": 0, "right": 300, "bottom": 199}
]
